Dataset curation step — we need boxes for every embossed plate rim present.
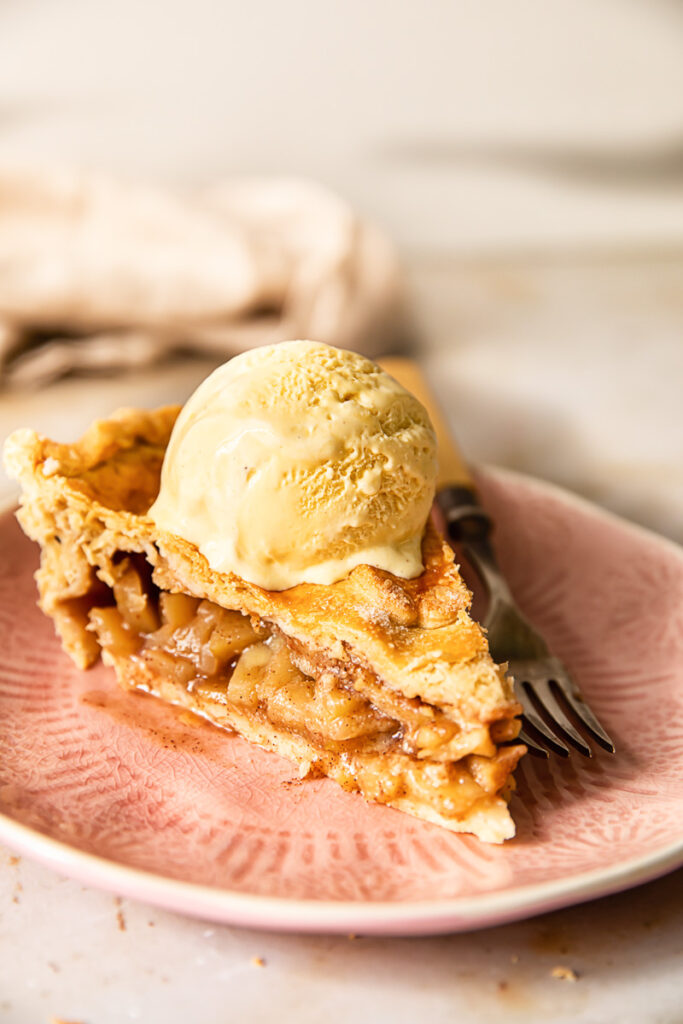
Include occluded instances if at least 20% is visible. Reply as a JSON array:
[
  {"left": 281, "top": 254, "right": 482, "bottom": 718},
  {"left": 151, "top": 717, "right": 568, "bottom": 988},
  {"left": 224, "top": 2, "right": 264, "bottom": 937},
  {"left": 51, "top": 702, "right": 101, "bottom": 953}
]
[
  {"left": 1, "top": 468, "right": 682, "bottom": 935},
  {"left": 0, "top": 808, "right": 681, "bottom": 935}
]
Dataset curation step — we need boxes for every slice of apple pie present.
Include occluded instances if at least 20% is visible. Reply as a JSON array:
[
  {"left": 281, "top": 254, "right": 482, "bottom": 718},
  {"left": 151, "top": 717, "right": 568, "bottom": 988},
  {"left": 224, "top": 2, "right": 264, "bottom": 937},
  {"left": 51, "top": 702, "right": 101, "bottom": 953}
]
[{"left": 5, "top": 404, "right": 525, "bottom": 843}]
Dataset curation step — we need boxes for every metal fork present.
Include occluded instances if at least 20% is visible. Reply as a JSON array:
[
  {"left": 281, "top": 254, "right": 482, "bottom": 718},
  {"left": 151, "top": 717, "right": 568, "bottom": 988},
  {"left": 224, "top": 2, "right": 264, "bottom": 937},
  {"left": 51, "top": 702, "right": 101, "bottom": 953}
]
[
  {"left": 379, "top": 357, "right": 616, "bottom": 759},
  {"left": 437, "top": 485, "right": 615, "bottom": 758}
]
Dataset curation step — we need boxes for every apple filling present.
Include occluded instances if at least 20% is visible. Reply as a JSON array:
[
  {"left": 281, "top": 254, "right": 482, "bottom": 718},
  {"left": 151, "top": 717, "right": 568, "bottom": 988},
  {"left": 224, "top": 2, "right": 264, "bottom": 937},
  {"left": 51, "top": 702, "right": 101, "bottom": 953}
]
[{"left": 86, "top": 555, "right": 520, "bottom": 822}]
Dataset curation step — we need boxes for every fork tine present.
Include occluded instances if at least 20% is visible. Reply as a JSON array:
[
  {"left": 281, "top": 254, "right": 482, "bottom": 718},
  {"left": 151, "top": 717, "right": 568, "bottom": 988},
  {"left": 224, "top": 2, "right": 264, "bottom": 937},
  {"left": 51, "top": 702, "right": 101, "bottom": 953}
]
[
  {"left": 517, "top": 726, "right": 550, "bottom": 758},
  {"left": 515, "top": 684, "right": 571, "bottom": 756},
  {"left": 526, "top": 679, "right": 593, "bottom": 757},
  {"left": 433, "top": 481, "right": 616, "bottom": 760},
  {"left": 550, "top": 678, "right": 616, "bottom": 753},
  {"left": 520, "top": 712, "right": 571, "bottom": 758}
]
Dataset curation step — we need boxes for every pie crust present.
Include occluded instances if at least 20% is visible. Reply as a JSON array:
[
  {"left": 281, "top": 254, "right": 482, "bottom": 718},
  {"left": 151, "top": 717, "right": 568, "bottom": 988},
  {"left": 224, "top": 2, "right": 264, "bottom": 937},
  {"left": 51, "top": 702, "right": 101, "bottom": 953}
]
[{"left": 5, "top": 407, "right": 525, "bottom": 842}]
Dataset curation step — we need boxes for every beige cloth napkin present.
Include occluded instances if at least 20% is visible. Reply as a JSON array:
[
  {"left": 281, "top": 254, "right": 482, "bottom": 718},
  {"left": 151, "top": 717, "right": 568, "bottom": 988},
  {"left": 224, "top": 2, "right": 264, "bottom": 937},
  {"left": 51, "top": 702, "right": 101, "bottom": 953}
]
[{"left": 0, "top": 169, "right": 404, "bottom": 387}]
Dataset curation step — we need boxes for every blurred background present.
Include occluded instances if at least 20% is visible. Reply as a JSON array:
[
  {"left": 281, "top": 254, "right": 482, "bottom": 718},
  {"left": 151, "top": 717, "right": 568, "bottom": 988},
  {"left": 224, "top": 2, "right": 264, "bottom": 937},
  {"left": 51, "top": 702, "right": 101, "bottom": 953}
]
[
  {"left": 0, "top": 0, "right": 682, "bottom": 539},
  {"left": 0, "top": 8, "right": 682, "bottom": 1019}
]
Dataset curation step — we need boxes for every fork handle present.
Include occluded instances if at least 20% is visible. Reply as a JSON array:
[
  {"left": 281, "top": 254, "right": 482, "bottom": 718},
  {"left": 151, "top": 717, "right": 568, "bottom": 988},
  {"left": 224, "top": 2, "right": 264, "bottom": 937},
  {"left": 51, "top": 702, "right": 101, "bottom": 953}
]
[
  {"left": 381, "top": 356, "right": 518, "bottom": 635},
  {"left": 378, "top": 357, "right": 474, "bottom": 491},
  {"left": 378, "top": 357, "right": 495, "bottom": 547}
]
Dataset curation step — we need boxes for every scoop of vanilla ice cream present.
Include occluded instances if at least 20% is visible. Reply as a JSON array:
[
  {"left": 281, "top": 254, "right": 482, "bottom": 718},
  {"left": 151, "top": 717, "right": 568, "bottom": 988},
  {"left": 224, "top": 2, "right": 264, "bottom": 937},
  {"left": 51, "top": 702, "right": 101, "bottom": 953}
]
[{"left": 149, "top": 340, "right": 437, "bottom": 590}]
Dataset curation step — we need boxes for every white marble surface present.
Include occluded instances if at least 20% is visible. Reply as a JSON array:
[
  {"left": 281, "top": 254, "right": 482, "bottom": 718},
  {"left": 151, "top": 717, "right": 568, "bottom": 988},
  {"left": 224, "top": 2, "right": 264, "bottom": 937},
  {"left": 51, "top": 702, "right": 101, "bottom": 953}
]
[
  {"left": 0, "top": 850, "right": 681, "bottom": 1024},
  {"left": 0, "top": 255, "right": 682, "bottom": 1021}
]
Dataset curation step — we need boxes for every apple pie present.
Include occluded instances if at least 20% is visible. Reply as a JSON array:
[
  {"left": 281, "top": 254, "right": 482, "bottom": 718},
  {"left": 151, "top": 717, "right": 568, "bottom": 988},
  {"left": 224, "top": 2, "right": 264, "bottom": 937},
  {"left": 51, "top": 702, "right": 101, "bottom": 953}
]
[{"left": 5, "top": 407, "right": 525, "bottom": 842}]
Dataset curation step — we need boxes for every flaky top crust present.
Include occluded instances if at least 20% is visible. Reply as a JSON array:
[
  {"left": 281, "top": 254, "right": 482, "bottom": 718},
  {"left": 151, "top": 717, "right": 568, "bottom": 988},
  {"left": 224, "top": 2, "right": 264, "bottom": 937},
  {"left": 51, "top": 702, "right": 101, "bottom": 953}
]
[{"left": 5, "top": 406, "right": 518, "bottom": 725}]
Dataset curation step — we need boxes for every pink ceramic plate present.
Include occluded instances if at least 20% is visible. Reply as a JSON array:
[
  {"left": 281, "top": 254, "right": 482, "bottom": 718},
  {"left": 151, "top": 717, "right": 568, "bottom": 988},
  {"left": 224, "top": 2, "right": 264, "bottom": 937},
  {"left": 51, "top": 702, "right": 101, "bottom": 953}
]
[{"left": 1, "top": 468, "right": 682, "bottom": 935}]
